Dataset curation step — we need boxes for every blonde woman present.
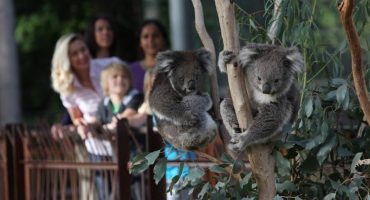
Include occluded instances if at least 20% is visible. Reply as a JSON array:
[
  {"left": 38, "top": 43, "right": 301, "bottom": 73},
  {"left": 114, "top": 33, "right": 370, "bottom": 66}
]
[
  {"left": 51, "top": 33, "right": 122, "bottom": 127},
  {"left": 51, "top": 33, "right": 123, "bottom": 200}
]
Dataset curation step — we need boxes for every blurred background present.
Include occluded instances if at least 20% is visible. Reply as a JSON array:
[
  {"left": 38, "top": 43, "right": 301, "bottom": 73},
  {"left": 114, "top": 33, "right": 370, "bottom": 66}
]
[{"left": 0, "top": 0, "right": 369, "bottom": 127}]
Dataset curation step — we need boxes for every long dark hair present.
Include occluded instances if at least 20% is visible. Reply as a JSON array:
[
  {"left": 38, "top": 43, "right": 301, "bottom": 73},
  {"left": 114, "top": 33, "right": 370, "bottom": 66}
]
[
  {"left": 85, "top": 13, "right": 117, "bottom": 58},
  {"left": 137, "top": 19, "right": 169, "bottom": 56}
]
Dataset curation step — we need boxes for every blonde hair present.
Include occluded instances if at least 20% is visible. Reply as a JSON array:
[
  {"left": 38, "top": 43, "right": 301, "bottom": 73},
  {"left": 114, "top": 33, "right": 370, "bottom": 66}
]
[
  {"left": 100, "top": 62, "right": 132, "bottom": 96},
  {"left": 51, "top": 33, "right": 84, "bottom": 95}
]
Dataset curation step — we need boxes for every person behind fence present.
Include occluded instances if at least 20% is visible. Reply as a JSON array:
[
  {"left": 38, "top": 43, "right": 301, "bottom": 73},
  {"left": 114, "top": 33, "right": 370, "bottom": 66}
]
[
  {"left": 51, "top": 33, "right": 124, "bottom": 200},
  {"left": 85, "top": 13, "right": 117, "bottom": 59},
  {"left": 95, "top": 62, "right": 143, "bottom": 199},
  {"left": 130, "top": 19, "right": 168, "bottom": 93}
]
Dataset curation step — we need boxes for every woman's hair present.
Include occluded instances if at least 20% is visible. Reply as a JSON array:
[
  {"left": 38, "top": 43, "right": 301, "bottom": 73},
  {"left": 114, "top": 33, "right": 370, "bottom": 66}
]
[
  {"left": 137, "top": 19, "right": 169, "bottom": 53},
  {"left": 51, "top": 33, "right": 84, "bottom": 95},
  {"left": 100, "top": 62, "right": 132, "bottom": 96},
  {"left": 85, "top": 13, "right": 117, "bottom": 58}
]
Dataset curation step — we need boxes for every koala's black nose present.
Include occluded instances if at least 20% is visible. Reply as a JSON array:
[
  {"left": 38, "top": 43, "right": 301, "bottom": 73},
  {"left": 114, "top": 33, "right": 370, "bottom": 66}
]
[
  {"left": 262, "top": 83, "right": 271, "bottom": 94},
  {"left": 188, "top": 80, "right": 195, "bottom": 90}
]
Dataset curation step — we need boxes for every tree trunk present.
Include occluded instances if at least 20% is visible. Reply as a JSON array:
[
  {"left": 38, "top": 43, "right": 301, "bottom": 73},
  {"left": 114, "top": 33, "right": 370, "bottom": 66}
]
[
  {"left": 215, "top": 1, "right": 276, "bottom": 199},
  {"left": 0, "top": 0, "right": 22, "bottom": 127},
  {"left": 338, "top": 0, "right": 370, "bottom": 125}
]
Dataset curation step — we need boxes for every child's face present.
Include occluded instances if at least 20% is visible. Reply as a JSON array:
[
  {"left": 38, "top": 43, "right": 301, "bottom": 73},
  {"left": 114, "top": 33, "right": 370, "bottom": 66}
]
[{"left": 107, "top": 70, "right": 130, "bottom": 96}]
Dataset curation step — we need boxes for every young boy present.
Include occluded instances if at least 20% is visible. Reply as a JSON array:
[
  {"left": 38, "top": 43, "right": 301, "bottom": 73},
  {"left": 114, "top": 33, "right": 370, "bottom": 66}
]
[{"left": 96, "top": 62, "right": 143, "bottom": 129}]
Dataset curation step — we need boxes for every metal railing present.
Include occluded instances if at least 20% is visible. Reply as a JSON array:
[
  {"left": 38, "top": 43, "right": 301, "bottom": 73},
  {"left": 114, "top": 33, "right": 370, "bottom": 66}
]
[{"left": 1, "top": 118, "right": 166, "bottom": 200}]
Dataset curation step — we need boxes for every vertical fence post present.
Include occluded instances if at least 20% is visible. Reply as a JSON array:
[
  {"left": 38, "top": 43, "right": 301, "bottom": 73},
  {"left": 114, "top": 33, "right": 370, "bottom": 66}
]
[
  {"left": 0, "top": 135, "right": 9, "bottom": 200},
  {"left": 117, "top": 119, "right": 131, "bottom": 200},
  {"left": 146, "top": 115, "right": 166, "bottom": 200}
]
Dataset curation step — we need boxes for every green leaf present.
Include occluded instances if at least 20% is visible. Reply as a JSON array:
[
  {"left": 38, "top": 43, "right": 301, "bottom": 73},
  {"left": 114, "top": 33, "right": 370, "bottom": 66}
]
[
  {"left": 325, "top": 90, "right": 337, "bottom": 101},
  {"left": 167, "top": 175, "right": 180, "bottom": 194},
  {"left": 336, "top": 84, "right": 347, "bottom": 104},
  {"left": 131, "top": 152, "right": 149, "bottom": 165},
  {"left": 273, "top": 195, "right": 284, "bottom": 200},
  {"left": 131, "top": 159, "right": 149, "bottom": 175},
  {"left": 305, "top": 135, "right": 322, "bottom": 150},
  {"left": 331, "top": 78, "right": 346, "bottom": 86},
  {"left": 154, "top": 158, "right": 167, "bottom": 184},
  {"left": 145, "top": 150, "right": 161, "bottom": 165},
  {"left": 321, "top": 122, "right": 329, "bottom": 140},
  {"left": 323, "top": 193, "right": 336, "bottom": 200},
  {"left": 317, "top": 134, "right": 337, "bottom": 165},
  {"left": 275, "top": 151, "right": 291, "bottom": 176},
  {"left": 276, "top": 180, "right": 298, "bottom": 193},
  {"left": 337, "top": 147, "right": 353, "bottom": 157},
  {"left": 305, "top": 97, "right": 314, "bottom": 117},
  {"left": 351, "top": 152, "right": 363, "bottom": 173},
  {"left": 209, "top": 165, "right": 228, "bottom": 174},
  {"left": 240, "top": 172, "right": 252, "bottom": 188},
  {"left": 294, "top": 197, "right": 303, "bottom": 200},
  {"left": 187, "top": 167, "right": 205, "bottom": 183}
]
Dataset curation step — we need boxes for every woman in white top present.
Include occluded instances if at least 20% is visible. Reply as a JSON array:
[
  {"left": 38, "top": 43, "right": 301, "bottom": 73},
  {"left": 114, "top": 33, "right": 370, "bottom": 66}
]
[
  {"left": 51, "top": 33, "right": 122, "bottom": 126},
  {"left": 51, "top": 33, "right": 124, "bottom": 200}
]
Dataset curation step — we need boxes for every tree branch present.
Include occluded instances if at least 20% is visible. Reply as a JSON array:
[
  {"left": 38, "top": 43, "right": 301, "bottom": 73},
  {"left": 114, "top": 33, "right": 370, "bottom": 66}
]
[
  {"left": 338, "top": 0, "right": 370, "bottom": 125},
  {"left": 215, "top": 1, "right": 276, "bottom": 199}
]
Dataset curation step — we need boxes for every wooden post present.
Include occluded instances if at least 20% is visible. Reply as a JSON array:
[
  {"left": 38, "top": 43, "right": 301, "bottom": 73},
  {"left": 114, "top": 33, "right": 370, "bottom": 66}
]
[
  {"left": 116, "top": 119, "right": 131, "bottom": 200},
  {"left": 214, "top": 1, "right": 276, "bottom": 199},
  {"left": 146, "top": 115, "right": 166, "bottom": 200}
]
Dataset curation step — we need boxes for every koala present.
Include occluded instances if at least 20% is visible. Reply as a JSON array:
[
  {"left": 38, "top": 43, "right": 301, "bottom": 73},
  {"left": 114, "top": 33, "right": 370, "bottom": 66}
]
[
  {"left": 149, "top": 48, "right": 218, "bottom": 150},
  {"left": 218, "top": 43, "right": 303, "bottom": 152}
]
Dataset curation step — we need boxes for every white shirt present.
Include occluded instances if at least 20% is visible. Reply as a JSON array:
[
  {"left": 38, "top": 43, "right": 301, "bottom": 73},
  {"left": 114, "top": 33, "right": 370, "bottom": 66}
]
[{"left": 60, "top": 57, "right": 124, "bottom": 123}]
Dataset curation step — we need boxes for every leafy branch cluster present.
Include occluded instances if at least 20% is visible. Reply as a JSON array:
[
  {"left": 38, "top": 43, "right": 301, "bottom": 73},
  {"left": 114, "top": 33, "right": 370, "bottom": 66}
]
[{"left": 131, "top": 0, "right": 370, "bottom": 199}]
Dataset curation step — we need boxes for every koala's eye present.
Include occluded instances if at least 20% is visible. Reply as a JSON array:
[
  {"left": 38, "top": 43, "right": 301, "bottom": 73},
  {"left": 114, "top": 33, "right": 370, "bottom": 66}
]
[
  {"left": 283, "top": 59, "right": 291, "bottom": 67},
  {"left": 257, "top": 77, "right": 261, "bottom": 81},
  {"left": 179, "top": 77, "right": 184, "bottom": 82},
  {"left": 274, "top": 79, "right": 279, "bottom": 83}
]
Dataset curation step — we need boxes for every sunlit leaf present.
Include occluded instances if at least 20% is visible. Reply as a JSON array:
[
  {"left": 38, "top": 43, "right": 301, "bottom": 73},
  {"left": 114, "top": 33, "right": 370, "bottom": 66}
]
[{"left": 323, "top": 193, "right": 336, "bottom": 200}]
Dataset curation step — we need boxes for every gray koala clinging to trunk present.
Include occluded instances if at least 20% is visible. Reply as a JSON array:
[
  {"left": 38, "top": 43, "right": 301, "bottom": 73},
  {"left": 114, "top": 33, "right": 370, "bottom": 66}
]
[
  {"left": 149, "top": 48, "right": 217, "bottom": 150},
  {"left": 218, "top": 43, "right": 303, "bottom": 153}
]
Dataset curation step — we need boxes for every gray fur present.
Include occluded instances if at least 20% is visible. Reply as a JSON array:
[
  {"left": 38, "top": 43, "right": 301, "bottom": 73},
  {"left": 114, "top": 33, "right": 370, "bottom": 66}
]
[
  {"left": 149, "top": 49, "right": 217, "bottom": 150},
  {"left": 218, "top": 43, "right": 303, "bottom": 152}
]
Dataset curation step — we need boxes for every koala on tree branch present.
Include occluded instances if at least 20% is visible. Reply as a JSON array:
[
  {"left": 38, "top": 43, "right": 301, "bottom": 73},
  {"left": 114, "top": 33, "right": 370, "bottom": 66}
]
[
  {"left": 149, "top": 48, "right": 217, "bottom": 150},
  {"left": 218, "top": 43, "right": 303, "bottom": 152}
]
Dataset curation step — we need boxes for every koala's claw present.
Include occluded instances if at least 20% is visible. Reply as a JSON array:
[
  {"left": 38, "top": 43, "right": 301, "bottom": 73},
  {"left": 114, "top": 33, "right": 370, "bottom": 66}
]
[
  {"left": 228, "top": 133, "right": 246, "bottom": 153},
  {"left": 222, "top": 50, "right": 236, "bottom": 64}
]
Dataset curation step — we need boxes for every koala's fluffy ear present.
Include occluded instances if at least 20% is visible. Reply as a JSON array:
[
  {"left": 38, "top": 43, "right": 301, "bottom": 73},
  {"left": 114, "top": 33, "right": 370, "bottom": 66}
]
[
  {"left": 239, "top": 47, "right": 257, "bottom": 67},
  {"left": 195, "top": 48, "right": 214, "bottom": 75},
  {"left": 155, "top": 50, "right": 178, "bottom": 73},
  {"left": 286, "top": 47, "right": 304, "bottom": 74}
]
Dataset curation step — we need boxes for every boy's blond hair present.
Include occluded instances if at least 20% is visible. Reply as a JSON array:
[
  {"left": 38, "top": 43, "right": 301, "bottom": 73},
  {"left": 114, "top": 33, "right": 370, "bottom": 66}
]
[{"left": 100, "top": 62, "right": 132, "bottom": 96}]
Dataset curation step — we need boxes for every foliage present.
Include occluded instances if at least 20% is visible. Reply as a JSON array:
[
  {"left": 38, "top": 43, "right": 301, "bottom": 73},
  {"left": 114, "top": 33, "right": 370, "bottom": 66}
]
[{"left": 131, "top": 0, "right": 370, "bottom": 199}]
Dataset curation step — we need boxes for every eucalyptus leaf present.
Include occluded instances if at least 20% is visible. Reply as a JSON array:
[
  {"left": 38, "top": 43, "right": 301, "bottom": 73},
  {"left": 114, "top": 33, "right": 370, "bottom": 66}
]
[
  {"left": 317, "top": 134, "right": 337, "bottom": 165},
  {"left": 131, "top": 152, "right": 149, "bottom": 165},
  {"left": 276, "top": 180, "right": 298, "bottom": 193},
  {"left": 145, "top": 150, "right": 161, "bottom": 165},
  {"left": 336, "top": 84, "right": 347, "bottom": 104},
  {"left": 131, "top": 159, "right": 149, "bottom": 175},
  {"left": 305, "top": 97, "right": 314, "bottom": 117},
  {"left": 153, "top": 158, "right": 167, "bottom": 184},
  {"left": 275, "top": 151, "right": 291, "bottom": 176},
  {"left": 351, "top": 152, "right": 363, "bottom": 173},
  {"left": 323, "top": 193, "right": 336, "bottom": 200},
  {"left": 325, "top": 90, "right": 337, "bottom": 101},
  {"left": 209, "top": 165, "right": 228, "bottom": 174}
]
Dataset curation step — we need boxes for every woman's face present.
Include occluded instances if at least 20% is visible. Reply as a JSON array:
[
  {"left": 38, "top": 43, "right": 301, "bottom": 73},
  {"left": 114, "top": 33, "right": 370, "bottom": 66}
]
[
  {"left": 68, "top": 39, "right": 91, "bottom": 72},
  {"left": 108, "top": 70, "right": 130, "bottom": 96},
  {"left": 94, "top": 19, "right": 114, "bottom": 49},
  {"left": 140, "top": 24, "right": 166, "bottom": 56}
]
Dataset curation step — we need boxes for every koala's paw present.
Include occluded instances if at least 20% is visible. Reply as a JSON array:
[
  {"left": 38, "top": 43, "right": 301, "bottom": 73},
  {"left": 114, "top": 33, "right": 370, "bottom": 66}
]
[
  {"left": 218, "top": 50, "right": 237, "bottom": 73},
  {"left": 228, "top": 132, "right": 248, "bottom": 153},
  {"left": 183, "top": 111, "right": 200, "bottom": 126}
]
